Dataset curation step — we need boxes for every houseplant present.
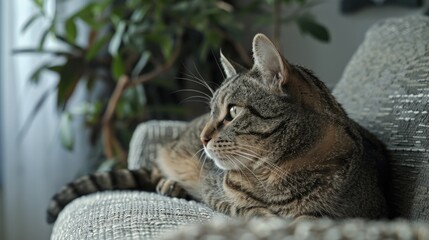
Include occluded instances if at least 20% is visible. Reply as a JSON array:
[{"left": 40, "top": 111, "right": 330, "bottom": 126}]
[{"left": 18, "top": 0, "right": 329, "bottom": 169}]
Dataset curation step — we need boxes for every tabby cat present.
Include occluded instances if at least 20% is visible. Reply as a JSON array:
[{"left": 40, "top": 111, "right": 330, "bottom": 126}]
[{"left": 47, "top": 33, "right": 387, "bottom": 223}]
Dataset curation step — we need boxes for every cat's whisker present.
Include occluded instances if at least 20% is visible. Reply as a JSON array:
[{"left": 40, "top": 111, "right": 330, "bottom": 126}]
[
  {"left": 192, "top": 147, "right": 205, "bottom": 160},
  {"left": 233, "top": 148, "right": 302, "bottom": 192},
  {"left": 182, "top": 63, "right": 216, "bottom": 95},
  {"left": 233, "top": 146, "right": 286, "bottom": 174},
  {"left": 237, "top": 143, "right": 276, "bottom": 154},
  {"left": 173, "top": 89, "right": 212, "bottom": 100},
  {"left": 179, "top": 96, "right": 211, "bottom": 106},
  {"left": 230, "top": 155, "right": 264, "bottom": 187},
  {"left": 259, "top": 160, "right": 303, "bottom": 197},
  {"left": 176, "top": 77, "right": 214, "bottom": 96},
  {"left": 192, "top": 62, "right": 208, "bottom": 89},
  {"left": 199, "top": 156, "right": 208, "bottom": 181},
  {"left": 226, "top": 155, "right": 247, "bottom": 190}
]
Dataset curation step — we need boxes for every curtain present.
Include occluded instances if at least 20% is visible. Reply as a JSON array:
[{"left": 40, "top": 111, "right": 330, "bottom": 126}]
[{"left": 1, "top": 1, "right": 90, "bottom": 239}]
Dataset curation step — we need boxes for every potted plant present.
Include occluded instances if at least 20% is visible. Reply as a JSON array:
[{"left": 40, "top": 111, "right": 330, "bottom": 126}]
[{"left": 18, "top": 0, "right": 329, "bottom": 169}]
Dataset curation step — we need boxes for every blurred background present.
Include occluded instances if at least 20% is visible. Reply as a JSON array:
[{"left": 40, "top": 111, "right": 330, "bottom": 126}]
[{"left": 1, "top": 0, "right": 428, "bottom": 239}]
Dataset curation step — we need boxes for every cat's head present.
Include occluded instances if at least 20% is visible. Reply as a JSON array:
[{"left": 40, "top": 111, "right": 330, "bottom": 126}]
[{"left": 201, "top": 33, "right": 345, "bottom": 171}]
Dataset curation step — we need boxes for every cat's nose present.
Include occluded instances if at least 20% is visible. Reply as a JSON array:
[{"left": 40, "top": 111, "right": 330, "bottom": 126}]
[{"left": 201, "top": 136, "right": 211, "bottom": 146}]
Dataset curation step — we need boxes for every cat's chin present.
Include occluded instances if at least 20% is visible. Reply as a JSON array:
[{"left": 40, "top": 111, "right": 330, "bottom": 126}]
[
  {"left": 212, "top": 159, "right": 236, "bottom": 170},
  {"left": 204, "top": 147, "right": 238, "bottom": 170}
]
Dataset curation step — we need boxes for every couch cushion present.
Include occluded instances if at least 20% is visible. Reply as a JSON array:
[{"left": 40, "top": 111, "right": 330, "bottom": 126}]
[
  {"left": 333, "top": 15, "right": 429, "bottom": 220},
  {"left": 51, "top": 191, "right": 227, "bottom": 240}
]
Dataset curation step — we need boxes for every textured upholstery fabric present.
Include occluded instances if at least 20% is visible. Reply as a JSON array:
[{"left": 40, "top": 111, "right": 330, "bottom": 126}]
[
  {"left": 128, "top": 120, "right": 187, "bottom": 170},
  {"left": 333, "top": 15, "right": 429, "bottom": 221},
  {"left": 52, "top": 15, "right": 429, "bottom": 239},
  {"left": 51, "top": 191, "right": 226, "bottom": 240},
  {"left": 163, "top": 218, "right": 429, "bottom": 240}
]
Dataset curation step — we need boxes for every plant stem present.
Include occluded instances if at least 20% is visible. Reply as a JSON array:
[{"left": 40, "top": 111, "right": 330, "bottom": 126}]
[
  {"left": 128, "top": 33, "right": 184, "bottom": 87},
  {"left": 102, "top": 75, "right": 129, "bottom": 162},
  {"left": 101, "top": 33, "right": 184, "bottom": 162}
]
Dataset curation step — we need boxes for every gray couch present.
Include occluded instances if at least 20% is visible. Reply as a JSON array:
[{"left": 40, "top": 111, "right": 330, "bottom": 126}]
[{"left": 51, "top": 15, "right": 429, "bottom": 239}]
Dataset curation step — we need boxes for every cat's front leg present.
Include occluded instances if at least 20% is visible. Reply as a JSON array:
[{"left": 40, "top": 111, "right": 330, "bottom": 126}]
[
  {"left": 207, "top": 200, "right": 277, "bottom": 219},
  {"left": 151, "top": 166, "right": 187, "bottom": 198},
  {"left": 235, "top": 206, "right": 277, "bottom": 219},
  {"left": 156, "top": 178, "right": 187, "bottom": 198}
]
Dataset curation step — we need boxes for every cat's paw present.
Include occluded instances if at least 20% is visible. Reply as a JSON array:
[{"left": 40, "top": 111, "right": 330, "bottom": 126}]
[{"left": 156, "top": 178, "right": 186, "bottom": 198}]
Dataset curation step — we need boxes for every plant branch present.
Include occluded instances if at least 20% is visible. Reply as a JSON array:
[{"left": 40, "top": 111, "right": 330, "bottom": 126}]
[
  {"left": 128, "top": 33, "right": 184, "bottom": 87},
  {"left": 101, "top": 33, "right": 184, "bottom": 161},
  {"left": 102, "top": 75, "right": 129, "bottom": 161}
]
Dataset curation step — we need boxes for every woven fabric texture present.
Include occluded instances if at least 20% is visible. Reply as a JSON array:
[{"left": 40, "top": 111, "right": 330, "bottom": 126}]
[
  {"left": 128, "top": 120, "right": 187, "bottom": 170},
  {"left": 163, "top": 217, "right": 429, "bottom": 240},
  {"left": 51, "top": 191, "right": 227, "bottom": 240},
  {"left": 333, "top": 15, "right": 429, "bottom": 220}
]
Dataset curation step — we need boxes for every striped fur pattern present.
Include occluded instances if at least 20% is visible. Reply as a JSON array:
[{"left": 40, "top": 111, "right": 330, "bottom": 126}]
[
  {"left": 47, "top": 168, "right": 160, "bottom": 223},
  {"left": 47, "top": 33, "right": 387, "bottom": 223},
  {"left": 157, "top": 34, "right": 387, "bottom": 219}
]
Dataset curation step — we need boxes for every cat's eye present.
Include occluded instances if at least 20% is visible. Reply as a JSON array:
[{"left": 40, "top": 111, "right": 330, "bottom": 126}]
[{"left": 227, "top": 105, "right": 243, "bottom": 120}]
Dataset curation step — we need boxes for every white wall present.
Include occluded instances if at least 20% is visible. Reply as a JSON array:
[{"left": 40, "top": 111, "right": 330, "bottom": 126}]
[
  {"left": 1, "top": 1, "right": 91, "bottom": 239},
  {"left": 277, "top": 0, "right": 429, "bottom": 89}
]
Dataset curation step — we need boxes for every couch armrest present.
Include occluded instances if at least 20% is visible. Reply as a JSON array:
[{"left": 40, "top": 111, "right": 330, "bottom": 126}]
[
  {"left": 128, "top": 120, "right": 187, "bottom": 170},
  {"left": 51, "top": 191, "right": 227, "bottom": 240}
]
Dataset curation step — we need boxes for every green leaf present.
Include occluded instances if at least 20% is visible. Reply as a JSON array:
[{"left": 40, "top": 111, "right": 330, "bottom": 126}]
[
  {"left": 158, "top": 36, "right": 173, "bottom": 60},
  {"left": 131, "top": 5, "right": 150, "bottom": 22},
  {"left": 108, "top": 21, "right": 126, "bottom": 56},
  {"left": 112, "top": 55, "right": 125, "bottom": 79},
  {"left": 34, "top": 0, "right": 44, "bottom": 8},
  {"left": 85, "top": 35, "right": 111, "bottom": 60},
  {"left": 296, "top": 14, "right": 330, "bottom": 42},
  {"left": 30, "top": 63, "right": 51, "bottom": 84},
  {"left": 22, "top": 13, "right": 41, "bottom": 33},
  {"left": 13, "top": 48, "right": 70, "bottom": 56},
  {"left": 84, "top": 101, "right": 103, "bottom": 124},
  {"left": 73, "top": 2, "right": 109, "bottom": 29},
  {"left": 17, "top": 87, "right": 54, "bottom": 140},
  {"left": 65, "top": 17, "right": 78, "bottom": 43},
  {"left": 56, "top": 58, "right": 85, "bottom": 108},
  {"left": 47, "top": 65, "right": 64, "bottom": 73},
  {"left": 131, "top": 51, "right": 151, "bottom": 78},
  {"left": 59, "top": 112, "right": 75, "bottom": 151},
  {"left": 38, "top": 28, "right": 50, "bottom": 50}
]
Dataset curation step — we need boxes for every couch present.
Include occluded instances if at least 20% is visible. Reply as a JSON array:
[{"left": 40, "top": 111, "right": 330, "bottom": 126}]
[{"left": 51, "top": 15, "right": 429, "bottom": 239}]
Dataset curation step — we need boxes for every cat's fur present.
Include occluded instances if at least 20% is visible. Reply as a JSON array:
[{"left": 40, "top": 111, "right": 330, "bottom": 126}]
[{"left": 47, "top": 34, "right": 387, "bottom": 223}]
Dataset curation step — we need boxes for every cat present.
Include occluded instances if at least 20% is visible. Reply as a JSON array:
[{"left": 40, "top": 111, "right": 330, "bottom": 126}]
[{"left": 47, "top": 33, "right": 387, "bottom": 224}]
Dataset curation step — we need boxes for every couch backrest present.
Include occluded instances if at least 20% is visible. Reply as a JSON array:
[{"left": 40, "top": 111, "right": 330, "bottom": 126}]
[{"left": 333, "top": 15, "right": 429, "bottom": 221}]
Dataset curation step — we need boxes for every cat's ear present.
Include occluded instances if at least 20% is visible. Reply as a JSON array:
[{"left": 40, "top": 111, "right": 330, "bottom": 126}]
[
  {"left": 220, "top": 50, "right": 237, "bottom": 78},
  {"left": 252, "top": 33, "right": 288, "bottom": 89}
]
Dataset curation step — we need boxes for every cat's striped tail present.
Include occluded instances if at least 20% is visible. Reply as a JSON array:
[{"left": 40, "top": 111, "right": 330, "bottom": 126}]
[{"left": 47, "top": 168, "right": 157, "bottom": 224}]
